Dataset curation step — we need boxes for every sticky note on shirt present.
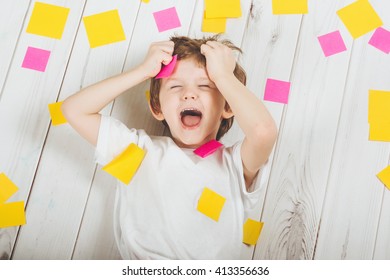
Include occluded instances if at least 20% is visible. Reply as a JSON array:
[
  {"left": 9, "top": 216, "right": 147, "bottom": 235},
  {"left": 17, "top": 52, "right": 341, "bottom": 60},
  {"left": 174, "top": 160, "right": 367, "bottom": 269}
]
[
  {"left": 155, "top": 55, "right": 178, "bottom": 79},
  {"left": 48, "top": 101, "right": 67, "bottom": 126},
  {"left": 197, "top": 187, "right": 226, "bottom": 222},
  {"left": 205, "top": 0, "right": 241, "bottom": 18},
  {"left": 202, "top": 11, "right": 227, "bottom": 33},
  {"left": 26, "top": 2, "right": 69, "bottom": 39},
  {"left": 0, "top": 201, "right": 26, "bottom": 228},
  {"left": 264, "top": 78, "right": 291, "bottom": 104},
  {"left": 337, "top": 0, "right": 383, "bottom": 39},
  {"left": 377, "top": 166, "right": 390, "bottom": 190},
  {"left": 272, "top": 0, "right": 308, "bottom": 15},
  {"left": 317, "top": 30, "right": 347, "bottom": 57},
  {"left": 0, "top": 173, "right": 19, "bottom": 203},
  {"left": 153, "top": 7, "right": 181, "bottom": 33},
  {"left": 243, "top": 218, "right": 264, "bottom": 245},
  {"left": 102, "top": 143, "right": 145, "bottom": 185},
  {"left": 22, "top": 46, "right": 51, "bottom": 72},
  {"left": 368, "top": 27, "right": 390, "bottom": 54},
  {"left": 194, "top": 140, "right": 223, "bottom": 158},
  {"left": 83, "top": 10, "right": 126, "bottom": 48}
]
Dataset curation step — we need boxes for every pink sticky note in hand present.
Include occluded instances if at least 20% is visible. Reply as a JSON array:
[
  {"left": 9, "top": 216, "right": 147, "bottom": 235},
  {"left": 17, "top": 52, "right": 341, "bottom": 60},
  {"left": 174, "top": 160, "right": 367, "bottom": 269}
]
[
  {"left": 264, "top": 78, "right": 291, "bottom": 104},
  {"left": 153, "top": 7, "right": 181, "bottom": 32},
  {"left": 22, "top": 46, "right": 51, "bottom": 72},
  {"left": 317, "top": 30, "right": 347, "bottom": 57},
  {"left": 194, "top": 140, "right": 223, "bottom": 158},
  {"left": 155, "top": 54, "right": 178, "bottom": 79},
  {"left": 369, "top": 27, "right": 390, "bottom": 54}
]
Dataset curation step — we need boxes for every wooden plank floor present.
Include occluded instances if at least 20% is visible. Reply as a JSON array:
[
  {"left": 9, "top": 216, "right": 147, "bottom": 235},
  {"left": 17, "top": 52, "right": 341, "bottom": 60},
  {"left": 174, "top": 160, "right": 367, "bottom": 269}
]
[{"left": 0, "top": 0, "right": 389, "bottom": 260}]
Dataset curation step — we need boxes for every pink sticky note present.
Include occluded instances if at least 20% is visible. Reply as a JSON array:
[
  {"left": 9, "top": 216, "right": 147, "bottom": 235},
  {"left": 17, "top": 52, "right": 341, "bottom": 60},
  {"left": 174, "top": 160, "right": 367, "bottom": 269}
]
[
  {"left": 153, "top": 7, "right": 181, "bottom": 32},
  {"left": 369, "top": 27, "right": 390, "bottom": 54},
  {"left": 194, "top": 140, "right": 223, "bottom": 158},
  {"left": 22, "top": 46, "right": 51, "bottom": 72},
  {"left": 264, "top": 78, "right": 291, "bottom": 104},
  {"left": 317, "top": 30, "right": 347, "bottom": 57},
  {"left": 155, "top": 54, "right": 178, "bottom": 79}
]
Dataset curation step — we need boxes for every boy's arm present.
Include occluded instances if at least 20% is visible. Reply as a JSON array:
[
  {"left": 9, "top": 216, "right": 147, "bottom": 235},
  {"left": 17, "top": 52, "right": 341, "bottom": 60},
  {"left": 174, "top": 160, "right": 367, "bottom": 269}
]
[
  {"left": 62, "top": 41, "right": 174, "bottom": 146},
  {"left": 201, "top": 41, "right": 278, "bottom": 190}
]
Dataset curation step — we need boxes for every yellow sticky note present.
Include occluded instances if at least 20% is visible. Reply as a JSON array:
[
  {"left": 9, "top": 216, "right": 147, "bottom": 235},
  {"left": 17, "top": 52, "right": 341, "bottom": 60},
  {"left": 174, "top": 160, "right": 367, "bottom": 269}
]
[
  {"left": 205, "top": 0, "right": 241, "bottom": 19},
  {"left": 368, "top": 90, "right": 390, "bottom": 124},
  {"left": 377, "top": 166, "right": 390, "bottom": 190},
  {"left": 202, "top": 12, "right": 227, "bottom": 33},
  {"left": 0, "top": 173, "right": 19, "bottom": 203},
  {"left": 369, "top": 121, "right": 390, "bottom": 142},
  {"left": 145, "top": 90, "right": 150, "bottom": 102},
  {"left": 272, "top": 0, "right": 308, "bottom": 15},
  {"left": 48, "top": 101, "right": 67, "bottom": 126},
  {"left": 141, "top": 0, "right": 150, "bottom": 3},
  {"left": 102, "top": 143, "right": 145, "bottom": 184},
  {"left": 83, "top": 10, "right": 126, "bottom": 48},
  {"left": 0, "top": 201, "right": 26, "bottom": 228},
  {"left": 26, "top": 2, "right": 70, "bottom": 39},
  {"left": 243, "top": 218, "right": 264, "bottom": 245},
  {"left": 197, "top": 187, "right": 226, "bottom": 221},
  {"left": 337, "top": 0, "right": 383, "bottom": 39}
]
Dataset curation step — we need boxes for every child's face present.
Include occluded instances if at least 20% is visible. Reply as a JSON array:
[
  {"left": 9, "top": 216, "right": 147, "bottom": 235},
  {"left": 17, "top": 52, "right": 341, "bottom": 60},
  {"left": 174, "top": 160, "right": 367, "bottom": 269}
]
[{"left": 151, "top": 58, "right": 233, "bottom": 148}]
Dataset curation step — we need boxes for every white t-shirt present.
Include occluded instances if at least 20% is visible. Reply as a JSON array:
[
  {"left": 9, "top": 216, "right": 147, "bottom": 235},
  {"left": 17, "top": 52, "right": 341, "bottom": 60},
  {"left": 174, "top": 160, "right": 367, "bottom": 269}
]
[{"left": 95, "top": 116, "right": 267, "bottom": 259}]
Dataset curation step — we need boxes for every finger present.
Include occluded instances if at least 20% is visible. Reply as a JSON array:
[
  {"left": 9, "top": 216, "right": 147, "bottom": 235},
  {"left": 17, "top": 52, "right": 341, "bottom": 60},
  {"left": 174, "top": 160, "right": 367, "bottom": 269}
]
[
  {"left": 200, "top": 44, "right": 212, "bottom": 55},
  {"left": 152, "top": 41, "right": 174, "bottom": 54},
  {"left": 161, "top": 53, "right": 173, "bottom": 65},
  {"left": 206, "top": 41, "right": 222, "bottom": 49}
]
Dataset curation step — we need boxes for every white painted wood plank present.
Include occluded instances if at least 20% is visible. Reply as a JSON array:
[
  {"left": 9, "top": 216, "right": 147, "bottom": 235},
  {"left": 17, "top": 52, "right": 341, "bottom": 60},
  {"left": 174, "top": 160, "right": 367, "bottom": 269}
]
[
  {"left": 375, "top": 179, "right": 390, "bottom": 259},
  {"left": 73, "top": 0, "right": 198, "bottom": 259},
  {"left": 254, "top": 0, "right": 354, "bottom": 259},
  {"left": 0, "top": 0, "right": 30, "bottom": 99},
  {"left": 12, "top": 0, "right": 140, "bottom": 260},
  {"left": 0, "top": 0, "right": 86, "bottom": 260},
  {"left": 314, "top": 0, "right": 390, "bottom": 259},
  {"left": 234, "top": 0, "right": 302, "bottom": 260}
]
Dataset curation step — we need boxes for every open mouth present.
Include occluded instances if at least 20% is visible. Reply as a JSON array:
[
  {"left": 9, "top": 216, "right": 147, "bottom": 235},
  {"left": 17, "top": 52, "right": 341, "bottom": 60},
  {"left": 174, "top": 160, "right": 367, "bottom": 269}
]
[{"left": 180, "top": 108, "right": 202, "bottom": 128}]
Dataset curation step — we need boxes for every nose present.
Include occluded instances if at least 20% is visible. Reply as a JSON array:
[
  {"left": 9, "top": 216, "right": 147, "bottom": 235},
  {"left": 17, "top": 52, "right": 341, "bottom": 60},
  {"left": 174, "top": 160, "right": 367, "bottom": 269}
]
[{"left": 182, "top": 89, "right": 198, "bottom": 100}]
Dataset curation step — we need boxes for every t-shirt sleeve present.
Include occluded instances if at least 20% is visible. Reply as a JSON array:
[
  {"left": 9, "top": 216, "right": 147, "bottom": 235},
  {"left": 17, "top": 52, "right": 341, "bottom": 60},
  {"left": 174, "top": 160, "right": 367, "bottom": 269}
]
[
  {"left": 95, "top": 115, "right": 139, "bottom": 166},
  {"left": 231, "top": 140, "right": 270, "bottom": 217}
]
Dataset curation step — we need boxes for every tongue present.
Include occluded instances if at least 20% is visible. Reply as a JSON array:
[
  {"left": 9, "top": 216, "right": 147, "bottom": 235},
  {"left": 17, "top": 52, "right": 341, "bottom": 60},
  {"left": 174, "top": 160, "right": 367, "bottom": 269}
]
[{"left": 182, "top": 115, "right": 201, "bottom": 127}]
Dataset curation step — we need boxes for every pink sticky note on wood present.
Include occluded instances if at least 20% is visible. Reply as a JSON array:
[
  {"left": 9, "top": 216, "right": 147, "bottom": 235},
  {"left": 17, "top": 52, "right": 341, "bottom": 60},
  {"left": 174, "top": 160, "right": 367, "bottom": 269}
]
[
  {"left": 368, "top": 27, "right": 390, "bottom": 54},
  {"left": 22, "top": 46, "right": 51, "bottom": 72},
  {"left": 155, "top": 54, "right": 178, "bottom": 79},
  {"left": 153, "top": 7, "right": 181, "bottom": 32},
  {"left": 317, "top": 30, "right": 347, "bottom": 57},
  {"left": 194, "top": 140, "right": 223, "bottom": 158},
  {"left": 264, "top": 78, "right": 291, "bottom": 104}
]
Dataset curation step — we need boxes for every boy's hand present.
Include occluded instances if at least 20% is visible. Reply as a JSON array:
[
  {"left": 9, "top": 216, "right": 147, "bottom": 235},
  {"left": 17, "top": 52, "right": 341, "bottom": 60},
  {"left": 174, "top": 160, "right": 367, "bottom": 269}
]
[
  {"left": 200, "top": 41, "right": 236, "bottom": 84},
  {"left": 138, "top": 41, "right": 174, "bottom": 78}
]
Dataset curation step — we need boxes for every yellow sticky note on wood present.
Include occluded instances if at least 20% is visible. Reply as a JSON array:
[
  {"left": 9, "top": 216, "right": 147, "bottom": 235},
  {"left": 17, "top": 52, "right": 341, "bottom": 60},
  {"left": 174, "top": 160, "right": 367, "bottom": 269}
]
[
  {"left": 368, "top": 90, "right": 390, "bottom": 124},
  {"left": 377, "top": 166, "right": 390, "bottom": 190},
  {"left": 197, "top": 187, "right": 226, "bottom": 221},
  {"left": 337, "top": 0, "right": 383, "bottom": 39},
  {"left": 26, "top": 2, "right": 70, "bottom": 39},
  {"left": 205, "top": 0, "right": 241, "bottom": 19},
  {"left": 369, "top": 121, "right": 390, "bottom": 142},
  {"left": 102, "top": 143, "right": 145, "bottom": 185},
  {"left": 202, "top": 12, "right": 227, "bottom": 33},
  {"left": 272, "top": 0, "right": 308, "bottom": 15},
  {"left": 0, "top": 201, "right": 26, "bottom": 228},
  {"left": 0, "top": 173, "right": 19, "bottom": 203},
  {"left": 243, "top": 218, "right": 264, "bottom": 245},
  {"left": 48, "top": 101, "right": 67, "bottom": 126},
  {"left": 141, "top": 0, "right": 150, "bottom": 3},
  {"left": 83, "top": 10, "right": 126, "bottom": 48}
]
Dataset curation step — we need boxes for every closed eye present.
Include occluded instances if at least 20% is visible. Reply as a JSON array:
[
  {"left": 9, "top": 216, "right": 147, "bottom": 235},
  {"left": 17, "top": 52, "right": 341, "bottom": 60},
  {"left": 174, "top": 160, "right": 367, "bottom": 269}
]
[
  {"left": 170, "top": 85, "right": 182, "bottom": 89},
  {"left": 199, "top": 85, "right": 210, "bottom": 88}
]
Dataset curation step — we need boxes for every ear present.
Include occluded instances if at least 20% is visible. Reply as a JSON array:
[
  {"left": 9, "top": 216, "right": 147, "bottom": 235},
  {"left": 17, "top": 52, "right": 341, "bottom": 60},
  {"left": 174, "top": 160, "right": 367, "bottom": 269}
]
[
  {"left": 148, "top": 102, "right": 165, "bottom": 121},
  {"left": 221, "top": 107, "right": 234, "bottom": 119}
]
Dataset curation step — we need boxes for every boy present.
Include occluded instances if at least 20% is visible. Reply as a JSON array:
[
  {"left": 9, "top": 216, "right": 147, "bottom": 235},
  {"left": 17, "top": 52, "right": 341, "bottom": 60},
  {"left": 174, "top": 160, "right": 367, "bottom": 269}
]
[{"left": 62, "top": 36, "right": 277, "bottom": 259}]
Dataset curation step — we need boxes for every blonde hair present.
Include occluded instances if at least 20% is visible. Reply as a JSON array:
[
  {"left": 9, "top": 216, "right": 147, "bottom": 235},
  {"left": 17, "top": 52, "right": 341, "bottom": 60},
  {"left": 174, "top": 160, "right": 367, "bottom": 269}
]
[{"left": 150, "top": 35, "right": 246, "bottom": 140}]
